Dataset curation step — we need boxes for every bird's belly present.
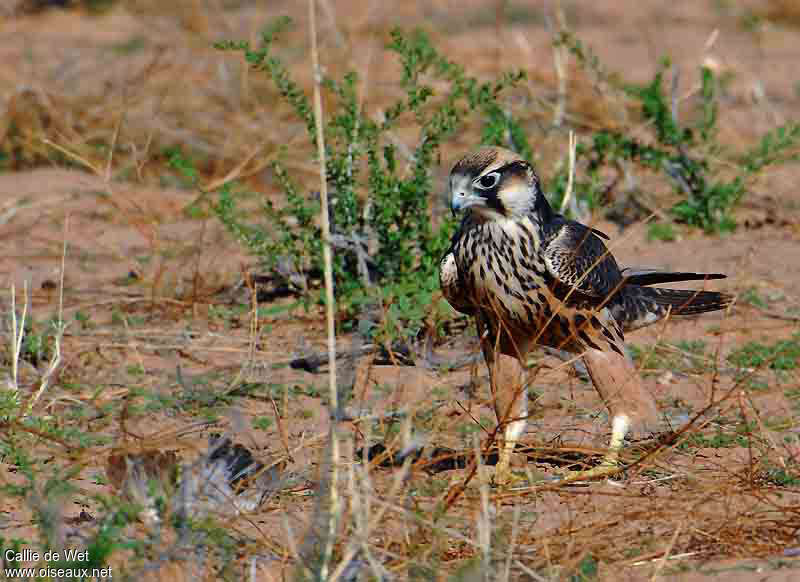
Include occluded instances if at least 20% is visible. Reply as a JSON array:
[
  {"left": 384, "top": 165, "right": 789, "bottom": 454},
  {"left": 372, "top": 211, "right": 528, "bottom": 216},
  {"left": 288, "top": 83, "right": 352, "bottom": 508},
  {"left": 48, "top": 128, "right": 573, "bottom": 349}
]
[
  {"left": 465, "top": 262, "right": 558, "bottom": 346},
  {"left": 466, "top": 265, "right": 621, "bottom": 354},
  {"left": 466, "top": 260, "right": 542, "bottom": 317}
]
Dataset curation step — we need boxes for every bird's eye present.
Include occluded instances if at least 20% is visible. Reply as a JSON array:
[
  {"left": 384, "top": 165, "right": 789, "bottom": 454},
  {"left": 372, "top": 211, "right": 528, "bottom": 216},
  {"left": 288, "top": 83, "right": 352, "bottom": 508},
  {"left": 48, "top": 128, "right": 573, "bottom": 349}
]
[{"left": 476, "top": 172, "right": 500, "bottom": 189}]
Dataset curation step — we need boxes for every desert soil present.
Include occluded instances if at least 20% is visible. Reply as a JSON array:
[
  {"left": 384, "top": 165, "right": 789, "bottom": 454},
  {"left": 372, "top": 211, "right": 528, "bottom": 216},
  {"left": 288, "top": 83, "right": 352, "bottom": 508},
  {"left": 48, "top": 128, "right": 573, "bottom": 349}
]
[{"left": 1, "top": 1, "right": 799, "bottom": 580}]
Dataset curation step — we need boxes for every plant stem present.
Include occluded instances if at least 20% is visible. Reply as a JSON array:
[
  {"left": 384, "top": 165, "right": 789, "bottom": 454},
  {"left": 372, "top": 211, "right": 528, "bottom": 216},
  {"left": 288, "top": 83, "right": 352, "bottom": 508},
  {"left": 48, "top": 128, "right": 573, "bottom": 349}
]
[{"left": 309, "top": 0, "right": 340, "bottom": 578}]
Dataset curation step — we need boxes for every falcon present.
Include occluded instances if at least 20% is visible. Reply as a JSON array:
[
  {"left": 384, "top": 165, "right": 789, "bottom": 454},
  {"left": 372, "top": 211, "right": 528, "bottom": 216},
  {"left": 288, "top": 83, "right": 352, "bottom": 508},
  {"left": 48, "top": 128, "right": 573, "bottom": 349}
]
[{"left": 440, "top": 146, "right": 733, "bottom": 483}]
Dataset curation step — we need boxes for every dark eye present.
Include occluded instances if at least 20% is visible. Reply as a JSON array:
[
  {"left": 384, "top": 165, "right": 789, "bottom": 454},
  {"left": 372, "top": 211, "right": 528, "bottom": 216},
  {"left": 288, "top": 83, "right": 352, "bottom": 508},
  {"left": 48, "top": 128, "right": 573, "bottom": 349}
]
[{"left": 476, "top": 172, "right": 500, "bottom": 189}]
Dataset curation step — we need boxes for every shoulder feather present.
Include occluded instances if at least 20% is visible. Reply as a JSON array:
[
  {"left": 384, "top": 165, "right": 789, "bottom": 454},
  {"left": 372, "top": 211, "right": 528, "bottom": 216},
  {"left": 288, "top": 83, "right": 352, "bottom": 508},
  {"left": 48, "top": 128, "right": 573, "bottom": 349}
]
[{"left": 541, "top": 221, "right": 624, "bottom": 303}]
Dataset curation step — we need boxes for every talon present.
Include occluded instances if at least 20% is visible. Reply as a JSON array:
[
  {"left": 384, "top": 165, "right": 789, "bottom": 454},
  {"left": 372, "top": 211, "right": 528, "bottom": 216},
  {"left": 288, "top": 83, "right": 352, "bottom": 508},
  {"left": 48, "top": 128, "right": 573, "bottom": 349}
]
[{"left": 558, "top": 455, "right": 622, "bottom": 484}]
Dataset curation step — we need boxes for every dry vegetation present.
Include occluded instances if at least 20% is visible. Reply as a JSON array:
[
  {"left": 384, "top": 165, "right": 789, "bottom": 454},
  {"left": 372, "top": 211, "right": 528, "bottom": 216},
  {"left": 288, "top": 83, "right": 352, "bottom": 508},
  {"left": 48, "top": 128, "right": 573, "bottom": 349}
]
[{"left": 1, "top": 1, "right": 800, "bottom": 581}]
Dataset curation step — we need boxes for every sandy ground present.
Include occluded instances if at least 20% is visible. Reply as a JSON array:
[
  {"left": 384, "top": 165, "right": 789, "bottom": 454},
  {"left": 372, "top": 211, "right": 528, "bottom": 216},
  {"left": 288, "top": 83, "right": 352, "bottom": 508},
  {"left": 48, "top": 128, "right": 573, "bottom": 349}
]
[{"left": 1, "top": 1, "right": 800, "bottom": 580}]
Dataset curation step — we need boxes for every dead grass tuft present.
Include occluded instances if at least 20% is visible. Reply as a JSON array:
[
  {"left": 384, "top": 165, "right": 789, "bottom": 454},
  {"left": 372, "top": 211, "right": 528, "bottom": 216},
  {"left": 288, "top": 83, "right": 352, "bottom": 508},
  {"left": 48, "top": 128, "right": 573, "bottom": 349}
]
[{"left": 1, "top": 2, "right": 800, "bottom": 580}]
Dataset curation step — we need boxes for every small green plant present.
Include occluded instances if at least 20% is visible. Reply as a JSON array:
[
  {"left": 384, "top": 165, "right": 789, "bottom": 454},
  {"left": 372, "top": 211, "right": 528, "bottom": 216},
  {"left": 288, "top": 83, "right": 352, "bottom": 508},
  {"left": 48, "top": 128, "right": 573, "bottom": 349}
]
[
  {"left": 728, "top": 333, "right": 800, "bottom": 373},
  {"left": 680, "top": 422, "right": 752, "bottom": 450},
  {"left": 126, "top": 364, "right": 146, "bottom": 376},
  {"left": 252, "top": 416, "right": 273, "bottom": 430},
  {"left": 552, "top": 33, "right": 800, "bottom": 232},
  {"left": 211, "top": 19, "right": 531, "bottom": 341},
  {"left": 676, "top": 339, "right": 706, "bottom": 354},
  {"left": 456, "top": 415, "right": 491, "bottom": 438},
  {"left": 761, "top": 463, "right": 800, "bottom": 487},
  {"left": 74, "top": 309, "right": 94, "bottom": 330},
  {"left": 19, "top": 320, "right": 52, "bottom": 368},
  {"left": 647, "top": 221, "right": 677, "bottom": 242},
  {"left": 570, "top": 554, "right": 599, "bottom": 581},
  {"left": 739, "top": 287, "right": 772, "bottom": 308}
]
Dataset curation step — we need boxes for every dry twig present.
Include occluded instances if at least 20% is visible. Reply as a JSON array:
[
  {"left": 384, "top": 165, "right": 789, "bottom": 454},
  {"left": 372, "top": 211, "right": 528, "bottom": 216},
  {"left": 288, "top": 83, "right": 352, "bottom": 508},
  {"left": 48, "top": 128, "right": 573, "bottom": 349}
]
[{"left": 309, "top": 0, "right": 341, "bottom": 578}]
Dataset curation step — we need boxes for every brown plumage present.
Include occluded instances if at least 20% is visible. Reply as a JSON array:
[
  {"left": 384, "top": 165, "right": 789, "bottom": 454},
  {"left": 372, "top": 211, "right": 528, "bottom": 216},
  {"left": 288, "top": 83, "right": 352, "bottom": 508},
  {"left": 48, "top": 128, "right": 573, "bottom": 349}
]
[{"left": 440, "top": 146, "right": 733, "bottom": 482}]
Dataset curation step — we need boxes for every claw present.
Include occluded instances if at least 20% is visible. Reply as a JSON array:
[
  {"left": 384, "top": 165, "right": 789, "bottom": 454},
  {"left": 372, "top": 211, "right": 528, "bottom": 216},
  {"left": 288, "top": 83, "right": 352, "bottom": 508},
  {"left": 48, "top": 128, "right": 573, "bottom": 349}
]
[{"left": 556, "top": 414, "right": 630, "bottom": 483}]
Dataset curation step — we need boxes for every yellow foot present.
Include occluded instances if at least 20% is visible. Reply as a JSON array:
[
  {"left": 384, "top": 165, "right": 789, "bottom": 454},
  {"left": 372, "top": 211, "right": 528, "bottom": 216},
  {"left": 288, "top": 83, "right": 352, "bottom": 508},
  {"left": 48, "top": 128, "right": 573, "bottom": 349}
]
[
  {"left": 557, "top": 460, "right": 622, "bottom": 484},
  {"left": 493, "top": 459, "right": 511, "bottom": 486},
  {"left": 478, "top": 464, "right": 528, "bottom": 488},
  {"left": 553, "top": 413, "right": 629, "bottom": 484}
]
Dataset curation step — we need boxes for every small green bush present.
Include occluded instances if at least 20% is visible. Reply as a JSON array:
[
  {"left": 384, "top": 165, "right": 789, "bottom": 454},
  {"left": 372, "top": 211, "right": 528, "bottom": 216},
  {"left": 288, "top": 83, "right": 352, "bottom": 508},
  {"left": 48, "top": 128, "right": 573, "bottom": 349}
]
[
  {"left": 551, "top": 33, "right": 800, "bottom": 232},
  {"left": 212, "top": 19, "right": 531, "bottom": 340},
  {"left": 728, "top": 333, "right": 800, "bottom": 372}
]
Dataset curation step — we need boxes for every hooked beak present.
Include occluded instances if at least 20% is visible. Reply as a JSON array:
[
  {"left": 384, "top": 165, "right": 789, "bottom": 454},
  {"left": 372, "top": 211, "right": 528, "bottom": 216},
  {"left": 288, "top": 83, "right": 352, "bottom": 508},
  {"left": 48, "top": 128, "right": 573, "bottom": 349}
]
[{"left": 450, "top": 190, "right": 486, "bottom": 216}]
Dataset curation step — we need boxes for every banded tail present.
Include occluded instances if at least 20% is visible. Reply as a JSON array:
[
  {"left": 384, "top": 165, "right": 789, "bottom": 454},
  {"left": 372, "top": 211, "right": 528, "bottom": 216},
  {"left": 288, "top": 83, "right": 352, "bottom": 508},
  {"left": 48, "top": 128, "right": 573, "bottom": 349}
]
[{"left": 612, "top": 272, "right": 734, "bottom": 332}]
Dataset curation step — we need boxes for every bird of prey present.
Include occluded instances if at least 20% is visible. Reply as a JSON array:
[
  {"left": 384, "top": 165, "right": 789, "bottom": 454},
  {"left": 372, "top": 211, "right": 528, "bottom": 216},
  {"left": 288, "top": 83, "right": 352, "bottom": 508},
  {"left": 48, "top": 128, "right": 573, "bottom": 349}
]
[{"left": 440, "top": 146, "right": 733, "bottom": 483}]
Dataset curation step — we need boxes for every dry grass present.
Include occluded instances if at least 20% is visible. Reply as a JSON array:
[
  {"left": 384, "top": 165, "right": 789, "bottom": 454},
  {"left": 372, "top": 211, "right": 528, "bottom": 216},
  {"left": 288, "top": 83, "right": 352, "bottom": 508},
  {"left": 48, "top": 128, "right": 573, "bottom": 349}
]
[
  {"left": 760, "top": 0, "right": 800, "bottom": 27},
  {"left": 1, "top": 1, "right": 800, "bottom": 581}
]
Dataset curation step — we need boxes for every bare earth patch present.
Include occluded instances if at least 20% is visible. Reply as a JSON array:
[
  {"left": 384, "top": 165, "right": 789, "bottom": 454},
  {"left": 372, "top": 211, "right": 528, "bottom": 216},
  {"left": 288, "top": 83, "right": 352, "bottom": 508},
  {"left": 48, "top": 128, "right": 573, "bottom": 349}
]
[{"left": 1, "top": 1, "right": 800, "bottom": 580}]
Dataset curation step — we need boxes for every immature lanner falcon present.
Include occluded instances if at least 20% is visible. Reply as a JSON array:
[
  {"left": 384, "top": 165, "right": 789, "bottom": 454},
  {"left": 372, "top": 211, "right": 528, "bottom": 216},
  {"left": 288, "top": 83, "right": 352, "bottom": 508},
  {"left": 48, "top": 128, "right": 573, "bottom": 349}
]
[{"left": 440, "top": 147, "right": 733, "bottom": 483}]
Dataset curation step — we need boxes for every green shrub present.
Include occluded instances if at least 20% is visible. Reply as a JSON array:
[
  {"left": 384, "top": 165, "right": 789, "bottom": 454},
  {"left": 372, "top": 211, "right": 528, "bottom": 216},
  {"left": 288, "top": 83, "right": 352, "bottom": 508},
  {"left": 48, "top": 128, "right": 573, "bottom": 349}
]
[
  {"left": 728, "top": 333, "right": 800, "bottom": 372},
  {"left": 551, "top": 33, "right": 800, "bottom": 232},
  {"left": 212, "top": 19, "right": 531, "bottom": 340}
]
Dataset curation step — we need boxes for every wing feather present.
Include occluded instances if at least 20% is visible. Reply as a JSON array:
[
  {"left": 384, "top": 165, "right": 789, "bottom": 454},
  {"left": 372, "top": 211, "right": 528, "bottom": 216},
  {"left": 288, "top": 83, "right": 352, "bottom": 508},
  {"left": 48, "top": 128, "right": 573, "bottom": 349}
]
[{"left": 541, "top": 221, "right": 624, "bottom": 305}]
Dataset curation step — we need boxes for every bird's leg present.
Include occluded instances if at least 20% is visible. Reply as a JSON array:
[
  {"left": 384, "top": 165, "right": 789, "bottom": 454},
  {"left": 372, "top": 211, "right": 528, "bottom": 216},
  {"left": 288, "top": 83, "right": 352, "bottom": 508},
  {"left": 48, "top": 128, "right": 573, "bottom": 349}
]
[
  {"left": 491, "top": 353, "right": 527, "bottom": 485},
  {"left": 565, "top": 347, "right": 660, "bottom": 481},
  {"left": 477, "top": 316, "right": 527, "bottom": 485}
]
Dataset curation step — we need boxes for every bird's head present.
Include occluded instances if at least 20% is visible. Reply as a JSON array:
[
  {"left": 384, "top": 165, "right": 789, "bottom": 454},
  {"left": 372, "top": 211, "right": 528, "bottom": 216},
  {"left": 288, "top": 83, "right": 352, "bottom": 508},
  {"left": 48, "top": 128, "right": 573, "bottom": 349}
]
[{"left": 448, "top": 146, "right": 547, "bottom": 221}]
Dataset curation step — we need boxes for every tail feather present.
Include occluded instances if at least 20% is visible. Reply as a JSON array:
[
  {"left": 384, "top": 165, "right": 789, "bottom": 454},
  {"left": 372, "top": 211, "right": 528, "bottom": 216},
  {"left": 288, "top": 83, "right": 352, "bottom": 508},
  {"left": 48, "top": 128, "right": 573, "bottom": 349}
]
[
  {"left": 621, "top": 268, "right": 727, "bottom": 287},
  {"left": 645, "top": 287, "right": 734, "bottom": 315},
  {"left": 613, "top": 285, "right": 734, "bottom": 332}
]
